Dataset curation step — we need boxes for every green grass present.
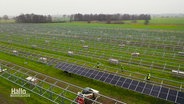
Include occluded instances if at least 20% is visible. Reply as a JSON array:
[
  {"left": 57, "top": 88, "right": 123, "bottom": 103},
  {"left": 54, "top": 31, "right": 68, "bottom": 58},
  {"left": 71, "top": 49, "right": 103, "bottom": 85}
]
[
  {"left": 0, "top": 19, "right": 15, "bottom": 23},
  {"left": 150, "top": 17, "right": 184, "bottom": 24},
  {"left": 47, "top": 21, "right": 184, "bottom": 31}
]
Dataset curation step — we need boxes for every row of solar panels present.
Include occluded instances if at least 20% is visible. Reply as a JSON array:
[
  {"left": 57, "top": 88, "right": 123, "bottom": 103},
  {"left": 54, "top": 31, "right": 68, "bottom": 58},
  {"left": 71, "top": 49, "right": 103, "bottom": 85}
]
[{"left": 54, "top": 61, "right": 184, "bottom": 104}]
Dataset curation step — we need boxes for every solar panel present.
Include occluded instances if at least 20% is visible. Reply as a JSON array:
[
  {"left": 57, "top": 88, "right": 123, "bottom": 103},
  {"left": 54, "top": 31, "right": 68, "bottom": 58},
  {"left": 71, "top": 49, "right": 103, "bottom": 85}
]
[
  {"left": 68, "top": 65, "right": 78, "bottom": 73},
  {"left": 176, "top": 96, "right": 184, "bottom": 104},
  {"left": 71, "top": 65, "right": 78, "bottom": 71},
  {"left": 129, "top": 80, "right": 138, "bottom": 90},
  {"left": 178, "top": 92, "right": 184, "bottom": 98},
  {"left": 167, "top": 89, "right": 177, "bottom": 102},
  {"left": 89, "top": 70, "right": 98, "bottom": 79},
  {"left": 60, "top": 64, "right": 71, "bottom": 71},
  {"left": 85, "top": 70, "right": 94, "bottom": 78},
  {"left": 125, "top": 79, "right": 132, "bottom": 83},
  {"left": 131, "top": 80, "right": 139, "bottom": 85},
  {"left": 116, "top": 77, "right": 126, "bottom": 87},
  {"left": 80, "top": 68, "right": 88, "bottom": 76},
  {"left": 169, "top": 89, "right": 177, "bottom": 96},
  {"left": 142, "top": 84, "right": 153, "bottom": 95},
  {"left": 57, "top": 63, "right": 65, "bottom": 69},
  {"left": 129, "top": 82, "right": 137, "bottom": 90},
  {"left": 135, "top": 82, "right": 145, "bottom": 93},
  {"left": 99, "top": 73, "right": 109, "bottom": 82},
  {"left": 122, "top": 82, "right": 130, "bottom": 88},
  {"left": 94, "top": 71, "right": 104, "bottom": 80},
  {"left": 55, "top": 62, "right": 62, "bottom": 68},
  {"left": 150, "top": 85, "right": 161, "bottom": 97},
  {"left": 80, "top": 67, "right": 86, "bottom": 71},
  {"left": 167, "top": 94, "right": 176, "bottom": 102},
  {"left": 159, "top": 92, "right": 168, "bottom": 99},
  {"left": 59, "top": 63, "right": 68, "bottom": 69},
  {"left": 160, "top": 87, "right": 169, "bottom": 94},
  {"left": 110, "top": 75, "right": 120, "bottom": 85},
  {"left": 76, "top": 69, "right": 83, "bottom": 74},
  {"left": 104, "top": 74, "right": 114, "bottom": 83},
  {"left": 122, "top": 79, "right": 132, "bottom": 88},
  {"left": 72, "top": 66, "right": 80, "bottom": 73}
]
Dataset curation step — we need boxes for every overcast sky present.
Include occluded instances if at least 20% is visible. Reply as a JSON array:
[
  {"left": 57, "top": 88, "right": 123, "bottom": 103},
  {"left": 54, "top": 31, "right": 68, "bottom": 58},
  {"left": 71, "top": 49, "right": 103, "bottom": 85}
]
[{"left": 0, "top": 0, "right": 184, "bottom": 16}]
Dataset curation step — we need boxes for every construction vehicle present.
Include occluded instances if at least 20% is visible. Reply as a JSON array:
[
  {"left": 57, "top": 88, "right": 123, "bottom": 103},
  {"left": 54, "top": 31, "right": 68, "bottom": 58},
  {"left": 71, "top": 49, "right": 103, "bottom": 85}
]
[{"left": 76, "top": 87, "right": 99, "bottom": 104}]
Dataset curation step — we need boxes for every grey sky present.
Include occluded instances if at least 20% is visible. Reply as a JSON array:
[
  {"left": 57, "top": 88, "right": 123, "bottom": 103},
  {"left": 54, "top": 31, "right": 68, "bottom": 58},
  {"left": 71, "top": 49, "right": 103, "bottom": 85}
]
[{"left": 0, "top": 0, "right": 184, "bottom": 16}]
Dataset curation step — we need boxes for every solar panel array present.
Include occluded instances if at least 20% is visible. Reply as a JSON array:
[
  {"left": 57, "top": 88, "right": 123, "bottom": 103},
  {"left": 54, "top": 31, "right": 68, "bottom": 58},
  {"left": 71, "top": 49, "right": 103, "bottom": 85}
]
[
  {"left": 55, "top": 62, "right": 184, "bottom": 104},
  {"left": 0, "top": 44, "right": 183, "bottom": 103}
]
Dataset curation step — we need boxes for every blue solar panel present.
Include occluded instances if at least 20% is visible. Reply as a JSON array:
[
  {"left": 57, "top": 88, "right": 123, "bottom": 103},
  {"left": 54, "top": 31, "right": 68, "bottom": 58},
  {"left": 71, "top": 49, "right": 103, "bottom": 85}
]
[
  {"left": 152, "top": 85, "right": 161, "bottom": 91},
  {"left": 125, "top": 79, "right": 132, "bottom": 83},
  {"left": 77, "top": 67, "right": 85, "bottom": 73},
  {"left": 176, "top": 97, "right": 184, "bottom": 104},
  {"left": 169, "top": 89, "right": 177, "bottom": 96},
  {"left": 55, "top": 62, "right": 63, "bottom": 68},
  {"left": 110, "top": 75, "right": 120, "bottom": 85},
  {"left": 116, "top": 77, "right": 125, "bottom": 87},
  {"left": 158, "top": 87, "right": 169, "bottom": 100},
  {"left": 122, "top": 79, "right": 132, "bottom": 88},
  {"left": 104, "top": 74, "right": 114, "bottom": 83},
  {"left": 150, "top": 86, "right": 161, "bottom": 97},
  {"left": 159, "top": 92, "right": 167, "bottom": 99},
  {"left": 85, "top": 70, "right": 94, "bottom": 78},
  {"left": 131, "top": 80, "right": 139, "bottom": 85},
  {"left": 89, "top": 70, "right": 98, "bottom": 79},
  {"left": 105, "top": 78, "right": 112, "bottom": 83},
  {"left": 94, "top": 72, "right": 104, "bottom": 80},
  {"left": 60, "top": 63, "right": 68, "bottom": 69},
  {"left": 167, "top": 94, "right": 176, "bottom": 102},
  {"left": 178, "top": 92, "right": 184, "bottom": 98},
  {"left": 151, "top": 90, "right": 159, "bottom": 97},
  {"left": 80, "top": 69, "right": 88, "bottom": 76},
  {"left": 68, "top": 65, "right": 78, "bottom": 72},
  {"left": 144, "top": 83, "right": 153, "bottom": 89},
  {"left": 76, "top": 69, "right": 83, "bottom": 74},
  {"left": 160, "top": 87, "right": 169, "bottom": 93},
  {"left": 129, "top": 84, "right": 137, "bottom": 90},
  {"left": 67, "top": 65, "right": 76, "bottom": 72},
  {"left": 99, "top": 73, "right": 109, "bottom": 82},
  {"left": 143, "top": 84, "right": 153, "bottom": 95},
  {"left": 135, "top": 82, "right": 145, "bottom": 93},
  {"left": 70, "top": 66, "right": 79, "bottom": 73}
]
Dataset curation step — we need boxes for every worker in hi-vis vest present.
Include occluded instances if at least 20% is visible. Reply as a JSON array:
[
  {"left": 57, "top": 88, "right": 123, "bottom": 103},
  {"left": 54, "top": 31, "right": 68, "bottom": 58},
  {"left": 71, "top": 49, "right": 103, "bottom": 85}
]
[
  {"left": 96, "top": 62, "right": 100, "bottom": 69},
  {"left": 147, "top": 73, "right": 151, "bottom": 80}
]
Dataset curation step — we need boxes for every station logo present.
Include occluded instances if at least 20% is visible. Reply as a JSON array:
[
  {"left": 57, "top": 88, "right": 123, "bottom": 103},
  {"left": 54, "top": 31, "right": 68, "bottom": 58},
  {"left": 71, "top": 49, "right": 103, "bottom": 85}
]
[{"left": 10, "top": 88, "right": 30, "bottom": 97}]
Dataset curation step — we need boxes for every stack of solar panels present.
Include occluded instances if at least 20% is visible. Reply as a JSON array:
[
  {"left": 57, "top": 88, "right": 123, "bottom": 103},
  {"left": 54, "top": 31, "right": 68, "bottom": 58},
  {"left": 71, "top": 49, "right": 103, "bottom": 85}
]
[{"left": 55, "top": 62, "right": 184, "bottom": 104}]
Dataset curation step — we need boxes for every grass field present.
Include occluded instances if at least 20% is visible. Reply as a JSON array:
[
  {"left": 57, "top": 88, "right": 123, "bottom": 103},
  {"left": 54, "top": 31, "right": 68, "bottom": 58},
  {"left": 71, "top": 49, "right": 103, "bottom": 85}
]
[
  {"left": 0, "top": 17, "right": 183, "bottom": 104},
  {"left": 150, "top": 17, "right": 184, "bottom": 24}
]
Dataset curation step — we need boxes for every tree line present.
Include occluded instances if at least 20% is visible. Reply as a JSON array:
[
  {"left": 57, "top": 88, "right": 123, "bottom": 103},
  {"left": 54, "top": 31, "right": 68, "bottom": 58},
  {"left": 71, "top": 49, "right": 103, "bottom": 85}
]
[
  {"left": 72, "top": 13, "right": 151, "bottom": 22},
  {"left": 15, "top": 14, "right": 52, "bottom": 23},
  {"left": 0, "top": 15, "right": 9, "bottom": 20}
]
